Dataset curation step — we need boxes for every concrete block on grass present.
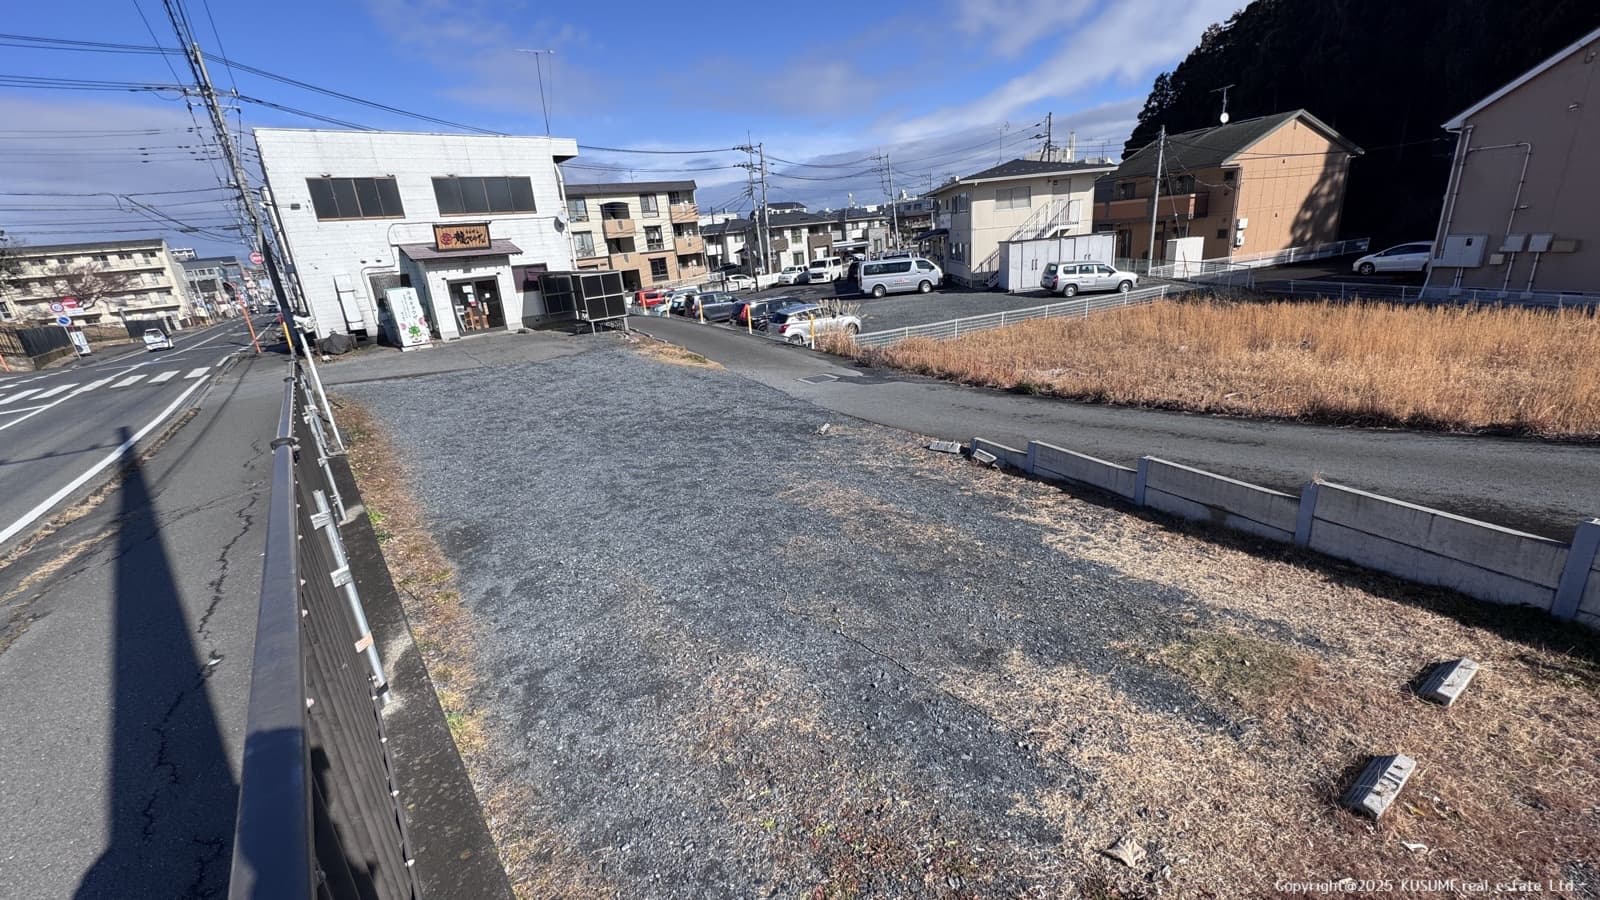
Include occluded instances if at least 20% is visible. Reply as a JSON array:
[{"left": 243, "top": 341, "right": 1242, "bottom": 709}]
[
  {"left": 971, "top": 449, "right": 998, "bottom": 466},
  {"left": 969, "top": 437, "right": 1026, "bottom": 470},
  {"left": 927, "top": 440, "right": 962, "bottom": 454},
  {"left": 1419, "top": 658, "right": 1479, "bottom": 706},
  {"left": 1028, "top": 442, "right": 1137, "bottom": 500},
  {"left": 1342, "top": 754, "right": 1416, "bottom": 819}
]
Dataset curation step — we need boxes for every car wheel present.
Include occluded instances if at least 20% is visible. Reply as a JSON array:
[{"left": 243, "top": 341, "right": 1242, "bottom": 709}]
[
  {"left": 871, "top": 284, "right": 886, "bottom": 298},
  {"left": 1062, "top": 284, "right": 1078, "bottom": 297},
  {"left": 787, "top": 333, "right": 806, "bottom": 345},
  {"left": 1358, "top": 262, "right": 1376, "bottom": 276},
  {"left": 918, "top": 280, "right": 932, "bottom": 294},
  {"left": 1117, "top": 280, "right": 1132, "bottom": 293}
]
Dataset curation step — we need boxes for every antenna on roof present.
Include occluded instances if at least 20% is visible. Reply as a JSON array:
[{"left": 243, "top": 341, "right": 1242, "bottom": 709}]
[{"left": 1211, "top": 84, "right": 1235, "bottom": 124}]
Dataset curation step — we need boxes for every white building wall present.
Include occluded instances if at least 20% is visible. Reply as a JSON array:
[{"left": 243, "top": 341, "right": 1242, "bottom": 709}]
[{"left": 254, "top": 128, "right": 578, "bottom": 338}]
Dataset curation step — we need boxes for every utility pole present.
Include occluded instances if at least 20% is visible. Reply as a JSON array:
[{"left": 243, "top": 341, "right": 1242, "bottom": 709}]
[
  {"left": 1145, "top": 124, "right": 1165, "bottom": 275},
  {"left": 734, "top": 141, "right": 771, "bottom": 275},
  {"left": 1043, "top": 112, "right": 1053, "bottom": 162},
  {"left": 871, "top": 152, "right": 899, "bottom": 249}
]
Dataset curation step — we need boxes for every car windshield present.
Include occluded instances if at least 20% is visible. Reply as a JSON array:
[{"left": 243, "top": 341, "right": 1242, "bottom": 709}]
[{"left": 144, "top": 329, "right": 163, "bottom": 337}]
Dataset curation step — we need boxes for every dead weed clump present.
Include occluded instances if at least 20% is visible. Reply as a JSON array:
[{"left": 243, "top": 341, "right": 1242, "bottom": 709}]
[{"left": 838, "top": 299, "right": 1600, "bottom": 437}]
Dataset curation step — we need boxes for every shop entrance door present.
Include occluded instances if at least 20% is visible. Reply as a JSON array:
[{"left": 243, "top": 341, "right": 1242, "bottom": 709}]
[{"left": 448, "top": 278, "right": 505, "bottom": 332}]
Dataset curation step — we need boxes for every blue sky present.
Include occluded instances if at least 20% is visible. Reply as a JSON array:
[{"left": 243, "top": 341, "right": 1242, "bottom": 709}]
[{"left": 1, "top": 0, "right": 1241, "bottom": 257}]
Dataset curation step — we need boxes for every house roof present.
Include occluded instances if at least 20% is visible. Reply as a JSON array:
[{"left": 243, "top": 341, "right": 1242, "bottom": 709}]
[
  {"left": 399, "top": 239, "right": 522, "bottom": 261},
  {"left": 1443, "top": 26, "right": 1600, "bottom": 129},
  {"left": 563, "top": 179, "right": 696, "bottom": 196},
  {"left": 762, "top": 208, "right": 890, "bottom": 227},
  {"left": 767, "top": 201, "right": 806, "bottom": 210},
  {"left": 1116, "top": 110, "right": 1361, "bottom": 179},
  {"left": 701, "top": 219, "right": 752, "bottom": 236},
  {"left": 929, "top": 158, "right": 1116, "bottom": 195},
  {"left": 11, "top": 237, "right": 168, "bottom": 255},
  {"left": 182, "top": 256, "right": 241, "bottom": 268}
]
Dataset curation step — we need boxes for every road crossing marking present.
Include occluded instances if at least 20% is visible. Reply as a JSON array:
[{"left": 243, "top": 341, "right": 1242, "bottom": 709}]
[
  {"left": 75, "top": 378, "right": 113, "bottom": 394},
  {"left": 111, "top": 375, "right": 147, "bottom": 389},
  {"left": 149, "top": 371, "right": 178, "bottom": 384},
  {"left": 32, "top": 384, "right": 75, "bottom": 400},
  {"left": 0, "top": 389, "right": 41, "bottom": 406},
  {"left": 184, "top": 367, "right": 209, "bottom": 379}
]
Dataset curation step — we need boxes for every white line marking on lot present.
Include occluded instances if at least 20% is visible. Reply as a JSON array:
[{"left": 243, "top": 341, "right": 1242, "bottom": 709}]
[
  {"left": 184, "top": 367, "right": 209, "bottom": 379},
  {"left": 148, "top": 370, "right": 178, "bottom": 384},
  {"left": 0, "top": 376, "right": 211, "bottom": 548},
  {"left": 111, "top": 375, "right": 146, "bottom": 389},
  {"left": 0, "top": 388, "right": 43, "bottom": 406},
  {"left": 31, "top": 384, "right": 77, "bottom": 399}
]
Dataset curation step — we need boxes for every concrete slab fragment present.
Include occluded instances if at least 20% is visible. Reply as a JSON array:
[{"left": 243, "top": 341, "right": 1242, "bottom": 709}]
[
  {"left": 971, "top": 449, "right": 998, "bottom": 466},
  {"left": 1342, "top": 754, "right": 1416, "bottom": 819},
  {"left": 927, "top": 440, "right": 962, "bottom": 454},
  {"left": 1419, "top": 658, "right": 1479, "bottom": 706}
]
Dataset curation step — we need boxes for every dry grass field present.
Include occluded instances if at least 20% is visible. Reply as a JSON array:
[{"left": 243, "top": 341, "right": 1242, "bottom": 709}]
[{"left": 832, "top": 299, "right": 1600, "bottom": 438}]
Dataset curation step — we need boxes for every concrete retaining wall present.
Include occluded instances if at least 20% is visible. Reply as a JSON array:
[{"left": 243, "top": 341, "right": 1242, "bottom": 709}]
[
  {"left": 970, "top": 435, "right": 1600, "bottom": 630},
  {"left": 1028, "top": 442, "right": 1136, "bottom": 500},
  {"left": 1140, "top": 457, "right": 1299, "bottom": 543}
]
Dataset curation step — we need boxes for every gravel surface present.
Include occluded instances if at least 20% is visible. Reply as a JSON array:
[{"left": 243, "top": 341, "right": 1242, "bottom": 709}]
[{"left": 338, "top": 336, "right": 1600, "bottom": 897}]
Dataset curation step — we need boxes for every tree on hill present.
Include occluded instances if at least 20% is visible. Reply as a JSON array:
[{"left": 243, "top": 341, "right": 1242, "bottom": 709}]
[{"left": 1124, "top": 0, "right": 1600, "bottom": 244}]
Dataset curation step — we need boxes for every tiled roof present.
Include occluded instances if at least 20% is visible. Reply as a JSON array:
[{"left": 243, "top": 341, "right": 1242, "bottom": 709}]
[
  {"left": 1115, "top": 110, "right": 1361, "bottom": 179},
  {"left": 563, "top": 179, "right": 696, "bottom": 195}
]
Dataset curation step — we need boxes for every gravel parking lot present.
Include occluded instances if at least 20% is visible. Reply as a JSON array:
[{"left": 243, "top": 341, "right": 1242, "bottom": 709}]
[{"left": 338, "top": 336, "right": 1600, "bottom": 898}]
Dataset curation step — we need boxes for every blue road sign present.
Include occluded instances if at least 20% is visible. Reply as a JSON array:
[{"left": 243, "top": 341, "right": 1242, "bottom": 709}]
[{"left": 55, "top": 315, "right": 72, "bottom": 326}]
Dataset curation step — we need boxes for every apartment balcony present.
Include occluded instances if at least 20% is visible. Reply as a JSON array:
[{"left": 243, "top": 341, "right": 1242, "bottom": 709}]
[
  {"left": 675, "top": 235, "right": 704, "bottom": 254},
  {"left": 1096, "top": 192, "right": 1209, "bottom": 224},
  {"left": 669, "top": 202, "right": 699, "bottom": 224},
  {"left": 601, "top": 217, "right": 635, "bottom": 239}
]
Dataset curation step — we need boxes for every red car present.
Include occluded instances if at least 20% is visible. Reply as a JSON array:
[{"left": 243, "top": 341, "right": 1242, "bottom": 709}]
[{"left": 634, "top": 289, "right": 669, "bottom": 309}]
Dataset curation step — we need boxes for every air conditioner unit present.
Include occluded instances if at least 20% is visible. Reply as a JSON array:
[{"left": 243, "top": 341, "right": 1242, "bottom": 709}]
[
  {"left": 1499, "top": 233, "right": 1527, "bottom": 252},
  {"left": 1235, "top": 217, "right": 1249, "bottom": 229}
]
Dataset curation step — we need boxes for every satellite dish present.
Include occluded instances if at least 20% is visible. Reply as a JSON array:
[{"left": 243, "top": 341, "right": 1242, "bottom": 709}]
[
  {"left": 1219, "top": 111, "right": 1230, "bottom": 124},
  {"left": 554, "top": 215, "right": 566, "bottom": 233}
]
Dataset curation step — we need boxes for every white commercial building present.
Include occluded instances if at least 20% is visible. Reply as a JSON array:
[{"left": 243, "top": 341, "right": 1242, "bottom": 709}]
[{"left": 253, "top": 128, "right": 579, "bottom": 340}]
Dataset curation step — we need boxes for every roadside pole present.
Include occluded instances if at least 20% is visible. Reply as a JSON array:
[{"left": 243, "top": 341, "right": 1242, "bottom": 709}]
[{"left": 1145, "top": 124, "right": 1166, "bottom": 275}]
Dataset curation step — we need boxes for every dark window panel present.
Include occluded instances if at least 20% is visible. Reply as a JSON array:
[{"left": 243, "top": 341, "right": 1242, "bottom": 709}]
[
  {"left": 433, "top": 178, "right": 464, "bottom": 215},
  {"left": 461, "top": 177, "right": 490, "bottom": 214},
  {"left": 307, "top": 178, "right": 339, "bottom": 219},
  {"left": 376, "top": 178, "right": 405, "bottom": 216},
  {"left": 331, "top": 179, "right": 360, "bottom": 219},
  {"left": 485, "top": 177, "right": 515, "bottom": 213},
  {"left": 509, "top": 177, "right": 536, "bottom": 212},
  {"left": 354, "top": 178, "right": 384, "bottom": 218}
]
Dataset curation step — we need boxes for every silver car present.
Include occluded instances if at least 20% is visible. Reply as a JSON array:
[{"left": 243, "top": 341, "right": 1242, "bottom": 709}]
[
  {"left": 1041, "top": 261, "right": 1138, "bottom": 297},
  {"left": 858, "top": 256, "right": 942, "bottom": 297}
]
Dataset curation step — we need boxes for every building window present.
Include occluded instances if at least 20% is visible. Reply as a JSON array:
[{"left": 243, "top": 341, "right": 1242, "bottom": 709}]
[
  {"left": 306, "top": 177, "right": 405, "bottom": 220},
  {"left": 567, "top": 197, "right": 589, "bottom": 221},
  {"left": 1116, "top": 182, "right": 1137, "bottom": 200},
  {"left": 431, "top": 176, "right": 536, "bottom": 216},
  {"left": 639, "top": 194, "right": 659, "bottom": 217},
  {"left": 668, "top": 191, "right": 691, "bottom": 206},
  {"left": 1222, "top": 170, "right": 1237, "bottom": 183},
  {"left": 645, "top": 226, "right": 665, "bottom": 251},
  {"left": 0, "top": 300, "right": 11, "bottom": 320},
  {"left": 995, "top": 187, "right": 1032, "bottom": 210},
  {"left": 1217, "top": 228, "right": 1229, "bottom": 239},
  {"left": 574, "top": 232, "right": 596, "bottom": 257},
  {"left": 649, "top": 258, "right": 668, "bottom": 282}
]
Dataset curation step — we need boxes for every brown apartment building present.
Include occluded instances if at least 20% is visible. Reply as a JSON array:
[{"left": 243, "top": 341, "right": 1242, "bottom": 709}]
[
  {"left": 563, "top": 180, "right": 707, "bottom": 291},
  {"left": 1425, "top": 26, "right": 1600, "bottom": 298},
  {"left": 1097, "top": 110, "right": 1361, "bottom": 265}
]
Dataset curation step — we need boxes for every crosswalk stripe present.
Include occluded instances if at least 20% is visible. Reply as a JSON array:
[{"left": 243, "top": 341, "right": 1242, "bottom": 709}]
[
  {"left": 0, "top": 388, "right": 39, "bottom": 406},
  {"left": 149, "top": 370, "right": 178, "bottom": 384},
  {"left": 184, "top": 367, "right": 209, "bottom": 379},
  {"left": 75, "top": 378, "right": 113, "bottom": 394},
  {"left": 32, "top": 384, "right": 76, "bottom": 399},
  {"left": 111, "top": 375, "right": 147, "bottom": 388}
]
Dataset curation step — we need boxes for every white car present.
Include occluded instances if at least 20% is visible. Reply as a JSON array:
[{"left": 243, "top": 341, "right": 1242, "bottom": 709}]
[
  {"left": 1351, "top": 242, "right": 1432, "bottom": 275},
  {"left": 142, "top": 328, "right": 174, "bottom": 351},
  {"left": 1040, "top": 261, "right": 1138, "bottom": 297},
  {"left": 777, "top": 265, "right": 806, "bottom": 285},
  {"left": 768, "top": 303, "right": 862, "bottom": 345},
  {"left": 723, "top": 274, "right": 756, "bottom": 291}
]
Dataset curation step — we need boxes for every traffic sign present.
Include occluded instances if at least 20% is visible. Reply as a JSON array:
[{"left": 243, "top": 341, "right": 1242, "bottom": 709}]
[
  {"left": 61, "top": 297, "right": 80, "bottom": 310},
  {"left": 249, "top": 250, "right": 264, "bottom": 265},
  {"left": 55, "top": 315, "right": 72, "bottom": 326},
  {"left": 49, "top": 302, "right": 64, "bottom": 313}
]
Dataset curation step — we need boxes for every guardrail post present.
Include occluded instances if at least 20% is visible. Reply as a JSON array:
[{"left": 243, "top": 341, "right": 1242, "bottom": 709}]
[
  {"left": 1133, "top": 457, "right": 1151, "bottom": 506},
  {"left": 1294, "top": 482, "right": 1321, "bottom": 547},
  {"left": 1552, "top": 519, "right": 1600, "bottom": 620}
]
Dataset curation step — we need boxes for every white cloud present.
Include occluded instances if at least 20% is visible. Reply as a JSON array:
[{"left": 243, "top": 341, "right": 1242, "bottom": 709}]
[{"left": 953, "top": 0, "right": 1097, "bottom": 58}]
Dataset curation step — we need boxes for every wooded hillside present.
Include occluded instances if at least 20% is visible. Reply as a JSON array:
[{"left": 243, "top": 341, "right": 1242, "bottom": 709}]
[{"left": 1125, "top": 0, "right": 1600, "bottom": 245}]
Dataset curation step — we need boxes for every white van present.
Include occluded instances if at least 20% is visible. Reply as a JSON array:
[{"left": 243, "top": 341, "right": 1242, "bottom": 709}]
[
  {"left": 804, "top": 256, "right": 842, "bottom": 284},
  {"left": 856, "top": 256, "right": 942, "bottom": 297}
]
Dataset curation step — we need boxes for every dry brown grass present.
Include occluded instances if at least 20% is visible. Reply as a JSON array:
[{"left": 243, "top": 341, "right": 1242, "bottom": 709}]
[{"left": 832, "top": 299, "right": 1600, "bottom": 437}]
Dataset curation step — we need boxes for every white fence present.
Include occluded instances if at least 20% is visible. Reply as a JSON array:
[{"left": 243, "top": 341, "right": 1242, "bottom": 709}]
[
  {"left": 1149, "top": 237, "right": 1372, "bottom": 279},
  {"left": 854, "top": 284, "right": 1175, "bottom": 348}
]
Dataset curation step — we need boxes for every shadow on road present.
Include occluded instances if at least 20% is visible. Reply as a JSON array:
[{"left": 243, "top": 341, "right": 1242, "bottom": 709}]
[{"left": 74, "top": 427, "right": 237, "bottom": 899}]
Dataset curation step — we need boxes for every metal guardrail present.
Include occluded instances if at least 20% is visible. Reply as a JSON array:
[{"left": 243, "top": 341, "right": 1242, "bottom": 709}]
[
  {"left": 1262, "top": 280, "right": 1600, "bottom": 310},
  {"left": 1148, "top": 237, "right": 1372, "bottom": 279},
  {"left": 853, "top": 283, "right": 1177, "bottom": 348},
  {"left": 229, "top": 362, "right": 418, "bottom": 900}
]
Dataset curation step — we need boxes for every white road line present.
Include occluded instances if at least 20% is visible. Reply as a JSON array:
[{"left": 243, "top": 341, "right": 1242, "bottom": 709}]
[
  {"left": 32, "top": 384, "right": 77, "bottom": 399},
  {"left": 0, "top": 377, "right": 211, "bottom": 548},
  {"left": 0, "top": 388, "right": 42, "bottom": 406},
  {"left": 76, "top": 378, "right": 114, "bottom": 393},
  {"left": 184, "top": 367, "right": 209, "bottom": 379},
  {"left": 111, "top": 375, "right": 147, "bottom": 389},
  {"left": 149, "top": 370, "right": 178, "bottom": 384}
]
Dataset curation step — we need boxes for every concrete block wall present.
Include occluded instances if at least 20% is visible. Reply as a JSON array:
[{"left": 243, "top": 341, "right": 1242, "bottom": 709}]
[{"left": 973, "top": 437, "right": 1600, "bottom": 630}]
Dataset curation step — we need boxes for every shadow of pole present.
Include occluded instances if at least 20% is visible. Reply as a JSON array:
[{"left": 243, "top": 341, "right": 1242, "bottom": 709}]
[{"left": 75, "top": 427, "right": 239, "bottom": 899}]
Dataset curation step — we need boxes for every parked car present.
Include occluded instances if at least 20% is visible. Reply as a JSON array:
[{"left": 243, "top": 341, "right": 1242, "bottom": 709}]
[
  {"left": 665, "top": 286, "right": 701, "bottom": 315},
  {"left": 1351, "top": 242, "right": 1432, "bottom": 275},
  {"left": 142, "top": 327, "right": 173, "bottom": 351},
  {"left": 854, "top": 256, "right": 942, "bottom": 298},
  {"left": 1040, "top": 261, "right": 1138, "bottom": 297},
  {"left": 768, "top": 303, "right": 862, "bottom": 345},
  {"left": 777, "top": 265, "right": 806, "bottom": 285},
  {"left": 716, "top": 262, "right": 743, "bottom": 275},
  {"left": 733, "top": 296, "right": 806, "bottom": 330},
  {"left": 803, "top": 256, "right": 843, "bottom": 284},
  {"left": 723, "top": 273, "right": 756, "bottom": 291},
  {"left": 633, "top": 288, "right": 670, "bottom": 309},
  {"left": 687, "top": 291, "right": 740, "bottom": 322}
]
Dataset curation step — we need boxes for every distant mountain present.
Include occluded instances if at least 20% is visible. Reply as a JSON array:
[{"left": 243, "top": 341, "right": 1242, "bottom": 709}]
[{"left": 1124, "top": 0, "right": 1600, "bottom": 244}]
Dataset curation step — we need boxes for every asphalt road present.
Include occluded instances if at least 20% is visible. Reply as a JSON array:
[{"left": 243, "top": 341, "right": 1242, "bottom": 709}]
[
  {"left": 662, "top": 284, "right": 1067, "bottom": 335},
  {"left": 635, "top": 315, "right": 1600, "bottom": 539},
  {"left": 0, "top": 317, "right": 270, "bottom": 553},
  {"left": 0, "top": 350, "right": 283, "bottom": 898}
]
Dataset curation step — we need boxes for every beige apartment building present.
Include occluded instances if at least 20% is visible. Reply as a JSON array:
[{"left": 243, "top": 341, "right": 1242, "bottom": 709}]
[
  {"left": 1097, "top": 110, "right": 1361, "bottom": 265},
  {"left": 0, "top": 237, "right": 195, "bottom": 329},
  {"left": 564, "top": 180, "right": 707, "bottom": 291},
  {"left": 928, "top": 158, "right": 1116, "bottom": 286},
  {"left": 1425, "top": 26, "right": 1600, "bottom": 297}
]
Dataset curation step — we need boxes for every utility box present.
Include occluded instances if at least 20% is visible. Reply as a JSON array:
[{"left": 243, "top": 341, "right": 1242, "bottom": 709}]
[
  {"left": 536, "top": 270, "right": 628, "bottom": 328},
  {"left": 1437, "top": 234, "right": 1489, "bottom": 268}
]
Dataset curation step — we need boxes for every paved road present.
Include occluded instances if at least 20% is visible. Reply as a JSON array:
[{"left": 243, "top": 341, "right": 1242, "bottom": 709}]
[
  {"left": 635, "top": 315, "right": 1600, "bottom": 539},
  {"left": 0, "top": 318, "right": 269, "bottom": 553},
  {"left": 0, "top": 350, "right": 283, "bottom": 899}
]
